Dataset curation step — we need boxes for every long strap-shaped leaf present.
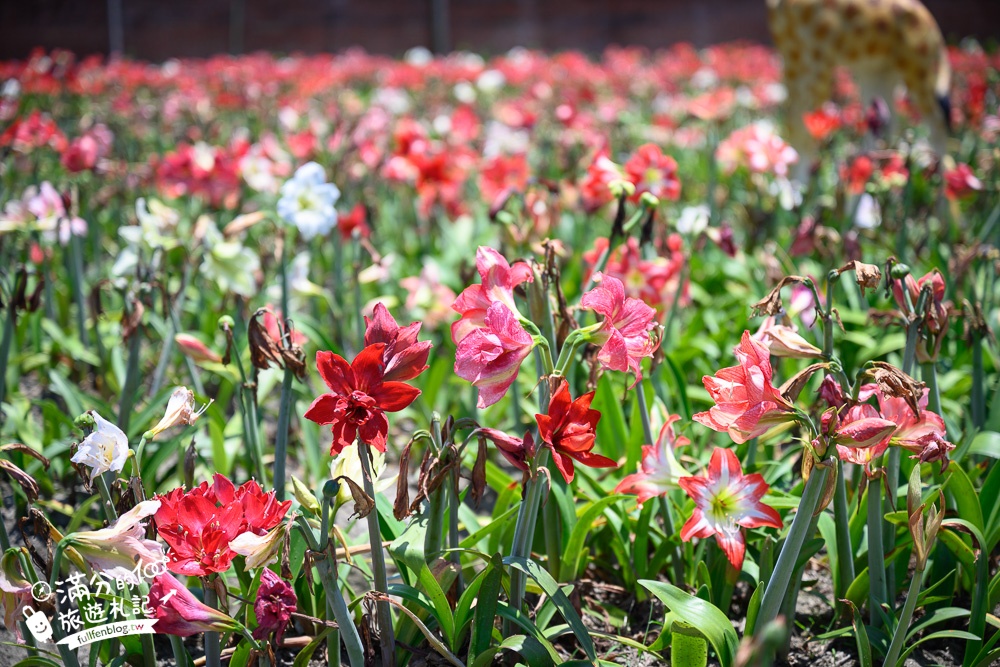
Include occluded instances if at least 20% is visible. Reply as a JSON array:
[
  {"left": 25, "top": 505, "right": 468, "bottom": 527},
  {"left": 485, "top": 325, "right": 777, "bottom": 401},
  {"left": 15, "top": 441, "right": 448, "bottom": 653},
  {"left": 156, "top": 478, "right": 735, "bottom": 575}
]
[
  {"left": 638, "top": 579, "right": 739, "bottom": 667},
  {"left": 505, "top": 556, "right": 598, "bottom": 665}
]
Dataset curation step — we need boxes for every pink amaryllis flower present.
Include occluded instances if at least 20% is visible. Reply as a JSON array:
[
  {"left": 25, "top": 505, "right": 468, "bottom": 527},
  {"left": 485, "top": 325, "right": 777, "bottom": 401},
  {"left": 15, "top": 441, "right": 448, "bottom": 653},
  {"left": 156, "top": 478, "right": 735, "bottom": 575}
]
[
  {"left": 0, "top": 551, "right": 33, "bottom": 642},
  {"left": 580, "top": 273, "right": 658, "bottom": 384},
  {"left": 148, "top": 572, "right": 240, "bottom": 637},
  {"left": 305, "top": 345, "right": 421, "bottom": 454},
  {"left": 614, "top": 414, "right": 690, "bottom": 507},
  {"left": 830, "top": 405, "right": 897, "bottom": 476},
  {"left": 364, "top": 302, "right": 432, "bottom": 382},
  {"left": 536, "top": 379, "right": 617, "bottom": 483},
  {"left": 451, "top": 246, "right": 533, "bottom": 344},
  {"left": 877, "top": 388, "right": 954, "bottom": 467},
  {"left": 678, "top": 447, "right": 782, "bottom": 570},
  {"left": 623, "top": 143, "right": 681, "bottom": 202},
  {"left": 455, "top": 301, "right": 535, "bottom": 408},
  {"left": 693, "top": 331, "right": 796, "bottom": 444},
  {"left": 253, "top": 569, "right": 297, "bottom": 645}
]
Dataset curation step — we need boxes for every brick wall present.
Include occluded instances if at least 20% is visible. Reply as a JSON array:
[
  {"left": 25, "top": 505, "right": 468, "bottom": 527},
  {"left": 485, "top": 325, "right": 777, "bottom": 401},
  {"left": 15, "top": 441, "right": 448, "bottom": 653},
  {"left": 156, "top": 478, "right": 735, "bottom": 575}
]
[{"left": 1, "top": 0, "right": 997, "bottom": 61}]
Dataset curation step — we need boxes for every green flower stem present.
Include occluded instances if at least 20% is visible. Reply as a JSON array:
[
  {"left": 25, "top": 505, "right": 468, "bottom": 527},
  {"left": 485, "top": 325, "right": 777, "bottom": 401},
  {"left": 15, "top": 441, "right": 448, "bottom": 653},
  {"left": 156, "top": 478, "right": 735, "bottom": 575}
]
[
  {"left": 21, "top": 544, "right": 77, "bottom": 667},
  {"left": 149, "top": 264, "right": 196, "bottom": 397},
  {"left": 314, "top": 501, "right": 356, "bottom": 667},
  {"left": 95, "top": 472, "right": 119, "bottom": 522},
  {"left": 425, "top": 414, "right": 445, "bottom": 558},
  {"left": 867, "top": 477, "right": 888, "bottom": 627},
  {"left": 833, "top": 459, "right": 855, "bottom": 609},
  {"left": 169, "top": 635, "right": 188, "bottom": 667},
  {"left": 68, "top": 231, "right": 90, "bottom": 351},
  {"left": 351, "top": 236, "right": 364, "bottom": 354},
  {"left": 922, "top": 362, "right": 941, "bottom": 415},
  {"left": 448, "top": 463, "right": 465, "bottom": 596},
  {"left": 118, "top": 325, "right": 143, "bottom": 435},
  {"left": 756, "top": 462, "right": 830, "bottom": 632},
  {"left": 883, "top": 567, "right": 924, "bottom": 667},
  {"left": 274, "top": 238, "right": 296, "bottom": 499},
  {"left": 0, "top": 287, "right": 15, "bottom": 409},
  {"left": 228, "top": 334, "right": 266, "bottom": 483},
  {"left": 972, "top": 330, "right": 985, "bottom": 428},
  {"left": 202, "top": 578, "right": 222, "bottom": 667},
  {"left": 359, "top": 441, "right": 395, "bottom": 667},
  {"left": 505, "top": 447, "right": 551, "bottom": 634}
]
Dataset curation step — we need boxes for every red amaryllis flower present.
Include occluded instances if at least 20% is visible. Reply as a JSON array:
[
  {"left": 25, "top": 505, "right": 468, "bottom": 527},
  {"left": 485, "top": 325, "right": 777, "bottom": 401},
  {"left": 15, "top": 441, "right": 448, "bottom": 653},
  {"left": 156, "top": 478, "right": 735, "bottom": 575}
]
[
  {"left": 614, "top": 414, "right": 690, "bottom": 507},
  {"left": 678, "top": 448, "right": 782, "bottom": 570},
  {"left": 580, "top": 272, "right": 658, "bottom": 384},
  {"left": 476, "top": 428, "right": 535, "bottom": 472},
  {"left": 305, "top": 345, "right": 420, "bottom": 455},
  {"left": 253, "top": 569, "right": 297, "bottom": 645},
  {"left": 364, "top": 302, "right": 432, "bottom": 382},
  {"left": 148, "top": 572, "right": 240, "bottom": 637},
  {"left": 802, "top": 105, "right": 842, "bottom": 141},
  {"left": 536, "top": 379, "right": 616, "bottom": 483},
  {"left": 455, "top": 301, "right": 535, "bottom": 408},
  {"left": 943, "top": 162, "right": 982, "bottom": 200},
  {"left": 623, "top": 143, "right": 681, "bottom": 202},
  {"left": 579, "top": 152, "right": 626, "bottom": 212},
  {"left": 693, "top": 331, "right": 796, "bottom": 444},
  {"left": 451, "top": 246, "right": 533, "bottom": 344},
  {"left": 212, "top": 475, "right": 291, "bottom": 535},
  {"left": 155, "top": 481, "right": 244, "bottom": 576}
]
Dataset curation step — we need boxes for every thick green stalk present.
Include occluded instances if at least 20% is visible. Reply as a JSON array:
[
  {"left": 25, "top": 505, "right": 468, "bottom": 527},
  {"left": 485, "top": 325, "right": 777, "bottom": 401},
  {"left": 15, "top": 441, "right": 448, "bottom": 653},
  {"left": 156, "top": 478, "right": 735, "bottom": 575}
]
[
  {"left": 0, "top": 290, "right": 14, "bottom": 409},
  {"left": 425, "top": 414, "right": 445, "bottom": 558},
  {"left": 922, "top": 362, "right": 941, "bottom": 415},
  {"left": 229, "top": 337, "right": 266, "bottom": 483},
  {"left": 972, "top": 332, "right": 985, "bottom": 429},
  {"left": 95, "top": 473, "right": 119, "bottom": 522},
  {"left": 118, "top": 328, "right": 143, "bottom": 434},
  {"left": 883, "top": 568, "right": 924, "bottom": 667},
  {"left": 868, "top": 480, "right": 888, "bottom": 627},
  {"left": 506, "top": 447, "right": 550, "bottom": 633},
  {"left": 149, "top": 264, "right": 195, "bottom": 397},
  {"left": 69, "top": 232, "right": 90, "bottom": 350},
  {"left": 169, "top": 635, "right": 188, "bottom": 667},
  {"left": 756, "top": 464, "right": 830, "bottom": 631},
  {"left": 359, "top": 441, "right": 395, "bottom": 667},
  {"left": 833, "top": 459, "right": 855, "bottom": 608},
  {"left": 448, "top": 464, "right": 465, "bottom": 596},
  {"left": 203, "top": 579, "right": 222, "bottom": 667},
  {"left": 274, "top": 229, "right": 296, "bottom": 500}
]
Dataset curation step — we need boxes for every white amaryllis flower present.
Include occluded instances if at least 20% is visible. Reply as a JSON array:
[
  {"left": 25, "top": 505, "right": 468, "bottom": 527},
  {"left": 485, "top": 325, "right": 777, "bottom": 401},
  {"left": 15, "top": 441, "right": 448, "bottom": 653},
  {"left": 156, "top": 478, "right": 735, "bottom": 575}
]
[
  {"left": 277, "top": 162, "right": 340, "bottom": 241},
  {"left": 146, "top": 387, "right": 209, "bottom": 440},
  {"left": 69, "top": 500, "right": 165, "bottom": 585},
  {"left": 230, "top": 526, "right": 283, "bottom": 570},
  {"left": 329, "top": 445, "right": 394, "bottom": 507},
  {"left": 71, "top": 411, "right": 130, "bottom": 480}
]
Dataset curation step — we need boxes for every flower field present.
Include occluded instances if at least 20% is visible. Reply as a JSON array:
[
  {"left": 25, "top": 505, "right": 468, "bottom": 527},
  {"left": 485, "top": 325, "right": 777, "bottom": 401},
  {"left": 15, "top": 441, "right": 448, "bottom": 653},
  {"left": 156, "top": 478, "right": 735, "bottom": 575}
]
[{"left": 0, "top": 39, "right": 998, "bottom": 667}]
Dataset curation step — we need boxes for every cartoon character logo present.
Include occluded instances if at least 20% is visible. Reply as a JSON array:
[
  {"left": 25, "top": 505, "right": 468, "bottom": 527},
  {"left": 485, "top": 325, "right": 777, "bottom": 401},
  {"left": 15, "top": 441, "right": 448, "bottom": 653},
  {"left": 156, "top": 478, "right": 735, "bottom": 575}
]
[{"left": 22, "top": 607, "right": 54, "bottom": 643}]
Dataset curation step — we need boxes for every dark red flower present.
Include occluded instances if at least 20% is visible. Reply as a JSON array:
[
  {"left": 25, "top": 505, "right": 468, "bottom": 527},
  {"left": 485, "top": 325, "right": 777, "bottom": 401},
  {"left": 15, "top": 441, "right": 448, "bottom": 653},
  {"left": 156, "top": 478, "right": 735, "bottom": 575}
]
[
  {"left": 535, "top": 380, "right": 616, "bottom": 483},
  {"left": 253, "top": 569, "right": 297, "bottom": 645},
  {"left": 304, "top": 345, "right": 421, "bottom": 455},
  {"left": 364, "top": 302, "right": 432, "bottom": 382}
]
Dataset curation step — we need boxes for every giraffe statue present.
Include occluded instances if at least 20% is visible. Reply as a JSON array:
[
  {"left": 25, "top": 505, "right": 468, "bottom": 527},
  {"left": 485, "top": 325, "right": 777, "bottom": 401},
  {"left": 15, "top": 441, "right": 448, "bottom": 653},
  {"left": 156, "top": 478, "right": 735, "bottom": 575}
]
[{"left": 767, "top": 0, "right": 951, "bottom": 179}]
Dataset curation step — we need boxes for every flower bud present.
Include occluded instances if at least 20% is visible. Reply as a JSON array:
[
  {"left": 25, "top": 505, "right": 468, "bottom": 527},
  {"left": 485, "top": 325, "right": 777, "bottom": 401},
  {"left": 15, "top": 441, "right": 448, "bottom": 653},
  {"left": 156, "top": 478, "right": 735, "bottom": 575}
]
[{"left": 174, "top": 333, "right": 222, "bottom": 364}]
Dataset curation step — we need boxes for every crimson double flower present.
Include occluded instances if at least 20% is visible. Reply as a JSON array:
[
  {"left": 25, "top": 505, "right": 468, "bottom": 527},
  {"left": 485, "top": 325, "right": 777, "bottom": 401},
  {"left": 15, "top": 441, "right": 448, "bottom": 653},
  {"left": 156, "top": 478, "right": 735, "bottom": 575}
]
[
  {"left": 305, "top": 303, "right": 429, "bottom": 455},
  {"left": 155, "top": 474, "right": 291, "bottom": 577}
]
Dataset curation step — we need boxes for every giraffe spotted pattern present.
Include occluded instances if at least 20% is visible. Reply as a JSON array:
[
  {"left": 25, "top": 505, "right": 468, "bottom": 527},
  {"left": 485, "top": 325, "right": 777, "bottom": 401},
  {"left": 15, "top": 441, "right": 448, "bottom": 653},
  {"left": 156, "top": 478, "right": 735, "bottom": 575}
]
[{"left": 767, "top": 0, "right": 950, "bottom": 172}]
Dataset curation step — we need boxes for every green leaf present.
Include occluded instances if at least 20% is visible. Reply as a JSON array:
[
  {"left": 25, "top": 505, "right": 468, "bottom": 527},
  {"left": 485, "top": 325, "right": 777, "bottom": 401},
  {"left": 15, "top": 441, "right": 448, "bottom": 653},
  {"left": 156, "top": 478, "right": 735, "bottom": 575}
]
[
  {"left": 638, "top": 579, "right": 739, "bottom": 667},
  {"left": 672, "top": 624, "right": 708, "bottom": 667},
  {"left": 843, "top": 598, "right": 872, "bottom": 667},
  {"left": 968, "top": 431, "right": 1000, "bottom": 459},
  {"left": 895, "top": 630, "right": 980, "bottom": 667},
  {"left": 292, "top": 628, "right": 333, "bottom": 667},
  {"left": 946, "top": 467, "right": 985, "bottom": 533},
  {"left": 561, "top": 494, "right": 625, "bottom": 582},
  {"left": 471, "top": 635, "right": 554, "bottom": 667},
  {"left": 469, "top": 553, "right": 503, "bottom": 664},
  {"left": 389, "top": 516, "right": 455, "bottom": 644},
  {"left": 506, "top": 557, "right": 597, "bottom": 664}
]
